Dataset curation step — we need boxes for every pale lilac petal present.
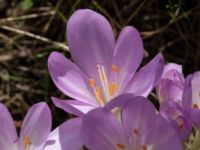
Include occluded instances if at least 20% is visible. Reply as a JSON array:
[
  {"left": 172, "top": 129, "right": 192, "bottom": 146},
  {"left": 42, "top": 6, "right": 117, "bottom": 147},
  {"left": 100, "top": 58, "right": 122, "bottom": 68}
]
[
  {"left": 156, "top": 79, "right": 184, "bottom": 103},
  {"left": 160, "top": 101, "right": 192, "bottom": 141},
  {"left": 190, "top": 109, "right": 200, "bottom": 128},
  {"left": 59, "top": 118, "right": 83, "bottom": 150},
  {"left": 52, "top": 97, "right": 95, "bottom": 116},
  {"left": 67, "top": 9, "right": 115, "bottom": 80},
  {"left": 19, "top": 102, "right": 51, "bottom": 149},
  {"left": 152, "top": 115, "right": 182, "bottom": 150},
  {"left": 48, "top": 52, "right": 97, "bottom": 106},
  {"left": 82, "top": 108, "right": 127, "bottom": 150},
  {"left": 122, "top": 97, "right": 182, "bottom": 149},
  {"left": 181, "top": 75, "right": 200, "bottom": 128},
  {"left": 182, "top": 75, "right": 193, "bottom": 109},
  {"left": 191, "top": 71, "right": 200, "bottom": 108},
  {"left": 105, "top": 94, "right": 136, "bottom": 110},
  {"left": 0, "top": 104, "right": 18, "bottom": 150},
  {"left": 122, "top": 96, "right": 157, "bottom": 143},
  {"left": 124, "top": 53, "right": 164, "bottom": 97},
  {"left": 162, "top": 63, "right": 183, "bottom": 78},
  {"left": 189, "top": 72, "right": 200, "bottom": 128},
  {"left": 42, "top": 127, "right": 62, "bottom": 150},
  {"left": 112, "top": 26, "right": 143, "bottom": 92}
]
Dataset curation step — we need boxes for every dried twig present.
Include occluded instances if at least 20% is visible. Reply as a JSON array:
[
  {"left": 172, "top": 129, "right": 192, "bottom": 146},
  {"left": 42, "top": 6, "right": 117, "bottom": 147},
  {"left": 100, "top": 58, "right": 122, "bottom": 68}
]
[
  {"left": 0, "top": 25, "right": 69, "bottom": 51},
  {"left": 0, "top": 11, "right": 56, "bottom": 24}
]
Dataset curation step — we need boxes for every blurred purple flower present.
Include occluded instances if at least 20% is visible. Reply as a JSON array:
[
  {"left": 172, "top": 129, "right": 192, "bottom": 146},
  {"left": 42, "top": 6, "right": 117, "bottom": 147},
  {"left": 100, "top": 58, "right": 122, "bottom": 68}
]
[
  {"left": 81, "top": 95, "right": 182, "bottom": 150},
  {"left": 160, "top": 101, "right": 192, "bottom": 141},
  {"left": 156, "top": 63, "right": 185, "bottom": 104},
  {"left": 0, "top": 102, "right": 83, "bottom": 150},
  {"left": 156, "top": 63, "right": 192, "bottom": 141},
  {"left": 48, "top": 9, "right": 164, "bottom": 116},
  {"left": 183, "top": 71, "right": 200, "bottom": 128}
]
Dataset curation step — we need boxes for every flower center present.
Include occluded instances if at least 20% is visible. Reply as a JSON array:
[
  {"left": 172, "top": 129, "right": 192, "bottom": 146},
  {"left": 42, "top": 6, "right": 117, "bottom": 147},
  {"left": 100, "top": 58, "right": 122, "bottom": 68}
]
[{"left": 89, "top": 64, "right": 119, "bottom": 106}]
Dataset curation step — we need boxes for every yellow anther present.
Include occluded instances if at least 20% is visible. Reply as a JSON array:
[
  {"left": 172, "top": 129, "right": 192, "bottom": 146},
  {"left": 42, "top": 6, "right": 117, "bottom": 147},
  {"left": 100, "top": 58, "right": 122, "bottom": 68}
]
[
  {"left": 108, "top": 84, "right": 113, "bottom": 97},
  {"left": 24, "top": 136, "right": 30, "bottom": 149},
  {"left": 116, "top": 143, "right": 126, "bottom": 149},
  {"left": 113, "top": 82, "right": 118, "bottom": 93},
  {"left": 96, "top": 86, "right": 103, "bottom": 105},
  {"left": 112, "top": 65, "right": 119, "bottom": 74},
  {"left": 89, "top": 79, "right": 95, "bottom": 88}
]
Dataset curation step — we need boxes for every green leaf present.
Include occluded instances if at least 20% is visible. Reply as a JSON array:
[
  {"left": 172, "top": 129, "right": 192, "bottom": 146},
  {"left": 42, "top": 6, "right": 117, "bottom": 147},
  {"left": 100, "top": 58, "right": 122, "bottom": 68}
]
[{"left": 20, "top": 0, "right": 34, "bottom": 10}]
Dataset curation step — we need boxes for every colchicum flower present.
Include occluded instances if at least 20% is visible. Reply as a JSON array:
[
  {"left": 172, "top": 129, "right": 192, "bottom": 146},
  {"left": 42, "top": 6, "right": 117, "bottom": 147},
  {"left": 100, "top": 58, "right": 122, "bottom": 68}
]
[
  {"left": 81, "top": 94, "right": 182, "bottom": 150},
  {"left": 156, "top": 63, "right": 192, "bottom": 141},
  {"left": 48, "top": 9, "right": 164, "bottom": 116},
  {"left": 183, "top": 71, "right": 200, "bottom": 128},
  {"left": 156, "top": 63, "right": 185, "bottom": 104},
  {"left": 0, "top": 102, "right": 83, "bottom": 150}
]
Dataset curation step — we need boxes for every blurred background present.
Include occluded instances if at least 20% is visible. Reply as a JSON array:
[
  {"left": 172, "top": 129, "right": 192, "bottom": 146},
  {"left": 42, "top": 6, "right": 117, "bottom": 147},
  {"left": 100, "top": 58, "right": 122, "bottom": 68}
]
[{"left": 0, "top": 0, "right": 199, "bottom": 127}]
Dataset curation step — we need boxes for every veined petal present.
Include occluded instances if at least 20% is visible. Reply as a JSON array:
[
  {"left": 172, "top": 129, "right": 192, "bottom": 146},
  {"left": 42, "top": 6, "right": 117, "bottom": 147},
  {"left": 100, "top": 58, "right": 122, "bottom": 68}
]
[
  {"left": 42, "top": 127, "right": 62, "bottom": 150},
  {"left": 19, "top": 102, "right": 51, "bottom": 149},
  {"left": 122, "top": 96, "right": 157, "bottom": 143},
  {"left": 0, "top": 104, "right": 18, "bottom": 150},
  {"left": 105, "top": 94, "right": 136, "bottom": 110},
  {"left": 67, "top": 9, "right": 115, "bottom": 80},
  {"left": 122, "top": 97, "right": 182, "bottom": 149},
  {"left": 52, "top": 97, "right": 95, "bottom": 116},
  {"left": 82, "top": 108, "right": 127, "bottom": 150},
  {"left": 162, "top": 63, "right": 183, "bottom": 78},
  {"left": 156, "top": 79, "right": 184, "bottom": 103},
  {"left": 124, "top": 53, "right": 164, "bottom": 97},
  {"left": 48, "top": 52, "right": 98, "bottom": 106},
  {"left": 112, "top": 26, "right": 143, "bottom": 92},
  {"left": 160, "top": 101, "right": 192, "bottom": 141},
  {"left": 191, "top": 71, "right": 200, "bottom": 108},
  {"left": 151, "top": 115, "right": 182, "bottom": 150},
  {"left": 59, "top": 118, "right": 83, "bottom": 150},
  {"left": 182, "top": 75, "right": 193, "bottom": 109}
]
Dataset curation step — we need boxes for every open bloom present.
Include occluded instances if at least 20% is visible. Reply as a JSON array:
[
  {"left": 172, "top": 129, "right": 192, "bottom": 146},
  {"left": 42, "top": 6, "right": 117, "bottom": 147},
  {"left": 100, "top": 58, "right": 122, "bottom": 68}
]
[
  {"left": 48, "top": 9, "right": 164, "bottom": 116},
  {"left": 0, "top": 102, "right": 82, "bottom": 150},
  {"left": 156, "top": 63, "right": 192, "bottom": 141},
  {"left": 81, "top": 94, "right": 182, "bottom": 150}
]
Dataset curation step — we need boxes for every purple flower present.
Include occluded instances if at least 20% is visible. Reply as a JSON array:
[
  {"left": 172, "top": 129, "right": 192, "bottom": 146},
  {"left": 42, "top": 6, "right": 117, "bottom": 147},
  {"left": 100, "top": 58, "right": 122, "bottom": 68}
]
[
  {"left": 160, "top": 101, "right": 192, "bottom": 141},
  {"left": 183, "top": 71, "right": 200, "bottom": 128},
  {"left": 156, "top": 63, "right": 192, "bottom": 141},
  {"left": 156, "top": 63, "right": 185, "bottom": 104},
  {"left": 48, "top": 9, "right": 164, "bottom": 116},
  {"left": 0, "top": 102, "right": 82, "bottom": 150},
  {"left": 81, "top": 94, "right": 182, "bottom": 150}
]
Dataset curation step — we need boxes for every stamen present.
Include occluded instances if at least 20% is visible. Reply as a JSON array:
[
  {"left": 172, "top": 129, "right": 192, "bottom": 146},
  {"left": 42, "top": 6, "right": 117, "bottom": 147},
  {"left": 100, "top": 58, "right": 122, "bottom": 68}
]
[
  {"left": 108, "top": 83, "right": 113, "bottom": 97},
  {"left": 112, "top": 65, "right": 119, "bottom": 74},
  {"left": 96, "top": 86, "right": 103, "bottom": 105},
  {"left": 113, "top": 82, "right": 118, "bottom": 93},
  {"left": 24, "top": 136, "right": 30, "bottom": 150},
  {"left": 97, "top": 64, "right": 110, "bottom": 100},
  {"left": 89, "top": 79, "right": 95, "bottom": 88},
  {"left": 116, "top": 143, "right": 126, "bottom": 149}
]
